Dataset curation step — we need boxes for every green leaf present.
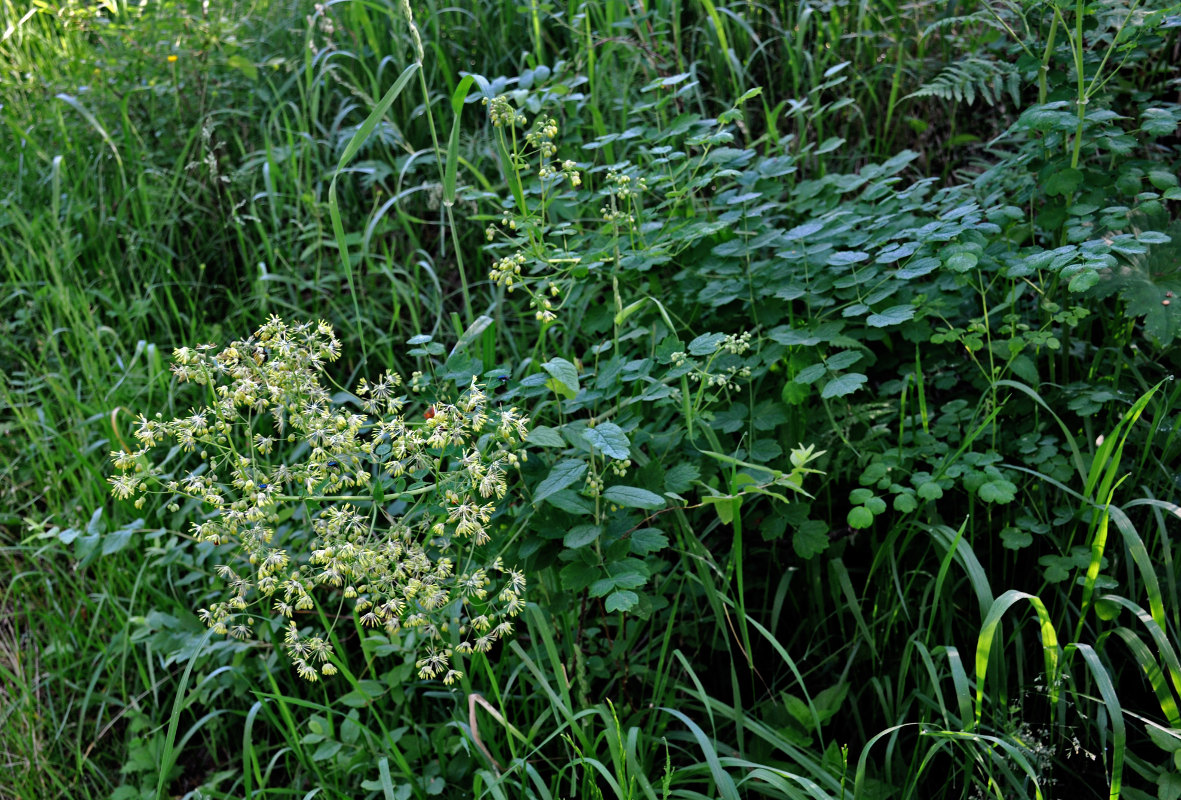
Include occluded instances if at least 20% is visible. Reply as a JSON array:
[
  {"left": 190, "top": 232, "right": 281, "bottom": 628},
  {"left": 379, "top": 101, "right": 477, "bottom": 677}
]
[
  {"left": 794, "top": 363, "right": 828, "bottom": 385},
  {"left": 893, "top": 492, "right": 918, "bottom": 513},
  {"left": 226, "top": 54, "right": 258, "bottom": 81},
  {"left": 847, "top": 506, "right": 874, "bottom": 529},
  {"left": 560, "top": 562, "right": 599, "bottom": 592},
  {"left": 605, "top": 590, "right": 639, "bottom": 613},
  {"left": 564, "top": 524, "right": 602, "bottom": 549},
  {"left": 630, "top": 528, "right": 669, "bottom": 555},
  {"left": 1044, "top": 168, "right": 1083, "bottom": 197},
  {"left": 584, "top": 423, "right": 631, "bottom": 460},
  {"left": 526, "top": 426, "right": 565, "bottom": 447},
  {"left": 603, "top": 485, "right": 665, "bottom": 509},
  {"left": 664, "top": 463, "right": 699, "bottom": 493},
  {"left": 1160, "top": 771, "right": 1181, "bottom": 800},
  {"left": 541, "top": 357, "right": 580, "bottom": 398},
  {"left": 1000, "top": 526, "right": 1033, "bottom": 549},
  {"left": 866, "top": 305, "right": 916, "bottom": 327},
  {"left": 916, "top": 481, "right": 944, "bottom": 500},
  {"left": 821, "top": 373, "right": 867, "bottom": 399},
  {"left": 688, "top": 332, "right": 725, "bottom": 355},
  {"left": 793, "top": 519, "right": 829, "bottom": 559},
  {"left": 944, "top": 252, "right": 978, "bottom": 272},
  {"left": 545, "top": 489, "right": 595, "bottom": 515},
  {"left": 978, "top": 479, "right": 1017, "bottom": 504},
  {"left": 533, "top": 459, "right": 587, "bottom": 505},
  {"left": 824, "top": 350, "right": 863, "bottom": 370}
]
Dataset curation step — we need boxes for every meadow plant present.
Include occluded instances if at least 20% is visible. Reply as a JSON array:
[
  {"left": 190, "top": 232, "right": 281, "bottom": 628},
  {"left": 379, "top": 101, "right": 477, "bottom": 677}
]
[{"left": 109, "top": 316, "right": 527, "bottom": 683}]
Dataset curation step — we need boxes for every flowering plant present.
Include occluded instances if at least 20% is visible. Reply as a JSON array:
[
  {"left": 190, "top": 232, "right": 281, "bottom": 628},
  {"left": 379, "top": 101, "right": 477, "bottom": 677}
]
[{"left": 110, "top": 316, "right": 527, "bottom": 683}]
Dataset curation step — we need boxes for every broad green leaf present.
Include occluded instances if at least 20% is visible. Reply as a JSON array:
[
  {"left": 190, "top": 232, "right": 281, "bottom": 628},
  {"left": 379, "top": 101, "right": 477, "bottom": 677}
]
[
  {"left": 978, "top": 479, "right": 1017, "bottom": 504},
  {"left": 564, "top": 524, "right": 602, "bottom": 549},
  {"left": 821, "top": 373, "right": 867, "bottom": 398},
  {"left": 630, "top": 528, "right": 669, "bottom": 555},
  {"left": 526, "top": 426, "right": 565, "bottom": 447},
  {"left": 944, "top": 252, "right": 978, "bottom": 272},
  {"left": 603, "top": 485, "right": 665, "bottom": 509},
  {"left": 534, "top": 459, "right": 587, "bottom": 504},
  {"left": 541, "top": 357, "right": 580, "bottom": 398},
  {"left": 688, "top": 332, "right": 725, "bottom": 355},
  {"left": 793, "top": 519, "right": 829, "bottom": 559},
  {"left": 664, "top": 463, "right": 699, "bottom": 493},
  {"left": 824, "top": 350, "right": 863, "bottom": 370},
  {"left": 545, "top": 489, "right": 595, "bottom": 515},
  {"left": 847, "top": 506, "right": 874, "bottom": 529},
  {"left": 794, "top": 363, "right": 828, "bottom": 385},
  {"left": 866, "top": 305, "right": 916, "bottom": 327},
  {"left": 1044, "top": 168, "right": 1083, "bottom": 197},
  {"left": 584, "top": 423, "right": 631, "bottom": 460},
  {"left": 605, "top": 590, "right": 639, "bottom": 613}
]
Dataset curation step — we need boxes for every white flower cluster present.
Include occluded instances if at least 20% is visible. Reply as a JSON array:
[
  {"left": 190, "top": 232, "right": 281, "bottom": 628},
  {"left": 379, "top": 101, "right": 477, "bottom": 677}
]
[{"left": 110, "top": 317, "right": 528, "bottom": 683}]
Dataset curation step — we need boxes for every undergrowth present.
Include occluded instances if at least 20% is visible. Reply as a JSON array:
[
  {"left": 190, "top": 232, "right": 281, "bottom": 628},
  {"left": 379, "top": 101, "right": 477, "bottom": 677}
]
[{"left": 2, "top": 0, "right": 1180, "bottom": 798}]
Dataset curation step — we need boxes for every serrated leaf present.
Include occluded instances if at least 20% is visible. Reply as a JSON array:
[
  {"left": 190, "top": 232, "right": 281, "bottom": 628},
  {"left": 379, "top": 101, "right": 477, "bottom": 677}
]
[
  {"left": 794, "top": 363, "right": 828, "bottom": 385},
  {"left": 978, "top": 479, "right": 1017, "bottom": 504},
  {"left": 917, "top": 481, "right": 943, "bottom": 500},
  {"left": 564, "top": 524, "right": 602, "bottom": 549},
  {"left": 1000, "top": 526, "right": 1033, "bottom": 549},
  {"left": 866, "top": 305, "right": 916, "bottom": 327},
  {"left": 664, "top": 463, "right": 699, "bottom": 493},
  {"left": 688, "top": 332, "right": 726, "bottom": 355},
  {"left": 541, "top": 357, "right": 580, "bottom": 398},
  {"left": 793, "top": 519, "right": 829, "bottom": 559},
  {"left": 894, "top": 492, "right": 918, "bottom": 513},
  {"left": 605, "top": 590, "right": 639, "bottom": 613},
  {"left": 546, "top": 489, "right": 595, "bottom": 515},
  {"left": 560, "top": 561, "right": 599, "bottom": 592},
  {"left": 828, "top": 250, "right": 870, "bottom": 266},
  {"left": 526, "top": 426, "right": 565, "bottom": 447},
  {"left": 945, "top": 252, "right": 978, "bottom": 272},
  {"left": 630, "top": 528, "right": 669, "bottom": 555},
  {"left": 584, "top": 423, "right": 631, "bottom": 460},
  {"left": 824, "top": 350, "right": 863, "bottom": 370},
  {"left": 603, "top": 485, "right": 665, "bottom": 509},
  {"left": 1044, "top": 168, "right": 1083, "bottom": 197},
  {"left": 821, "top": 372, "right": 867, "bottom": 398},
  {"left": 533, "top": 459, "right": 587, "bottom": 505}
]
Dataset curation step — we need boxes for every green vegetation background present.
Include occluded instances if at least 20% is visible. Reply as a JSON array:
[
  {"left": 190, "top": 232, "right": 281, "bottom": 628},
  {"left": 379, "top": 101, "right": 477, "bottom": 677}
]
[{"left": 2, "top": 0, "right": 1181, "bottom": 798}]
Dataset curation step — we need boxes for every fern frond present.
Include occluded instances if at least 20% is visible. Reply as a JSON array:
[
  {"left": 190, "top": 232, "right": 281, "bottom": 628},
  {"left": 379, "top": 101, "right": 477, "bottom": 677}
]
[{"left": 905, "top": 56, "right": 1021, "bottom": 107}]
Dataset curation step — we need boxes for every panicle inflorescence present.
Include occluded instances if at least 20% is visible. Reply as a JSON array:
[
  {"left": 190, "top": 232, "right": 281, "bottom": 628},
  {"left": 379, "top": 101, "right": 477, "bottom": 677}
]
[{"left": 110, "top": 317, "right": 528, "bottom": 682}]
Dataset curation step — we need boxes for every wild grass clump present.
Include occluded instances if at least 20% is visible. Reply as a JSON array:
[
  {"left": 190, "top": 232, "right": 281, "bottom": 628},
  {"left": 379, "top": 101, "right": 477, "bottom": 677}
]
[{"left": 2, "top": 0, "right": 1180, "bottom": 798}]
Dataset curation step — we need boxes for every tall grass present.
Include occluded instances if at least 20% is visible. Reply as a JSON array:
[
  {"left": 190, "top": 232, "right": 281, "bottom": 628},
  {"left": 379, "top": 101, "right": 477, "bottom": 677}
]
[{"left": 3, "top": 0, "right": 1180, "bottom": 798}]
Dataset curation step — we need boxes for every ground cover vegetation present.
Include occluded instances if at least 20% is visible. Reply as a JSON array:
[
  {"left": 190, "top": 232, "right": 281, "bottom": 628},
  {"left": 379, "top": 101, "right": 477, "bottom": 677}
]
[{"left": 2, "top": 0, "right": 1181, "bottom": 797}]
